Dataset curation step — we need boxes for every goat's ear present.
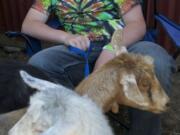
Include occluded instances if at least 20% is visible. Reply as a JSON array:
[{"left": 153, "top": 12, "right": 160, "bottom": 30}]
[
  {"left": 20, "top": 70, "right": 58, "bottom": 91},
  {"left": 143, "top": 55, "right": 154, "bottom": 65},
  {"left": 120, "top": 73, "right": 149, "bottom": 106}
]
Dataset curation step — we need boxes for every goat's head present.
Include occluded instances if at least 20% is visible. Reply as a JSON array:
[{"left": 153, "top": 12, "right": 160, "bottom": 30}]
[
  {"left": 109, "top": 53, "right": 169, "bottom": 113},
  {"left": 76, "top": 52, "right": 169, "bottom": 114},
  {"left": 106, "top": 29, "right": 169, "bottom": 113},
  {"left": 9, "top": 71, "right": 64, "bottom": 135}
]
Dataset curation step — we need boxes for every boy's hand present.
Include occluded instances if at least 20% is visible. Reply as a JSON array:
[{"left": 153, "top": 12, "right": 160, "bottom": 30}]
[{"left": 64, "top": 34, "right": 90, "bottom": 50}]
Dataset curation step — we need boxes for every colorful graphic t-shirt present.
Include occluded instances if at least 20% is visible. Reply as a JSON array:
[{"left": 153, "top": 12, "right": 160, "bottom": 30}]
[{"left": 32, "top": 0, "right": 140, "bottom": 41}]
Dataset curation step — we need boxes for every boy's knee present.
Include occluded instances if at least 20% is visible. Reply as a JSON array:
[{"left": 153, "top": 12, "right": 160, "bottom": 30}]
[
  {"left": 28, "top": 52, "right": 49, "bottom": 70},
  {"left": 128, "top": 41, "right": 168, "bottom": 57},
  {"left": 128, "top": 41, "right": 175, "bottom": 71}
]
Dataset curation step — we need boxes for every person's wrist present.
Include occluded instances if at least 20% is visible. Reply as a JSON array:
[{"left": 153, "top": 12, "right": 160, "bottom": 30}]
[{"left": 60, "top": 32, "right": 71, "bottom": 45}]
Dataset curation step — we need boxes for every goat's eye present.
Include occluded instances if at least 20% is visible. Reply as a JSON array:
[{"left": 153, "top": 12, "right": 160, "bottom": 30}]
[
  {"left": 139, "top": 79, "right": 151, "bottom": 90},
  {"left": 142, "top": 80, "right": 149, "bottom": 87}
]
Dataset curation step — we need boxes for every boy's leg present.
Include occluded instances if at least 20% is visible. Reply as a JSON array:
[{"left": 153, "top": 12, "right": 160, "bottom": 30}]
[
  {"left": 28, "top": 44, "right": 102, "bottom": 88},
  {"left": 126, "top": 41, "right": 176, "bottom": 135}
]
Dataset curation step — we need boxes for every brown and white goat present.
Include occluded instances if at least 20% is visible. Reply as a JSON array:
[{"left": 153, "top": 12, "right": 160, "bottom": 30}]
[
  {"left": 75, "top": 29, "right": 169, "bottom": 114},
  {"left": 76, "top": 52, "right": 169, "bottom": 113}
]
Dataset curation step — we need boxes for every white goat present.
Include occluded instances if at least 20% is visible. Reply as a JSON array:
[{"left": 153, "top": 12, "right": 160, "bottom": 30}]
[{"left": 9, "top": 71, "right": 114, "bottom": 135}]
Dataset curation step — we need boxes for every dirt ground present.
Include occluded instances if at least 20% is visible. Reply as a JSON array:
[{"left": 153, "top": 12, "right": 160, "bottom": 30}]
[{"left": 0, "top": 33, "right": 180, "bottom": 135}]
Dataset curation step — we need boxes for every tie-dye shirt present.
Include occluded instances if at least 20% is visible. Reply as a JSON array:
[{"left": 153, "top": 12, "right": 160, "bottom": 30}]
[{"left": 32, "top": 0, "right": 140, "bottom": 41}]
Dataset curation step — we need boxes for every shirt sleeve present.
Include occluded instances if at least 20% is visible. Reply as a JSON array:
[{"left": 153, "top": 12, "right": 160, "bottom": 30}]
[
  {"left": 32, "top": 0, "right": 55, "bottom": 14},
  {"left": 116, "top": 0, "right": 141, "bottom": 15}
]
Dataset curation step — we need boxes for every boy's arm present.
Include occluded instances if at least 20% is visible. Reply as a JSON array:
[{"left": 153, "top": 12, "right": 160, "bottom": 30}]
[
  {"left": 22, "top": 8, "right": 90, "bottom": 50},
  {"left": 22, "top": 8, "right": 68, "bottom": 44},
  {"left": 93, "top": 5, "right": 146, "bottom": 71}
]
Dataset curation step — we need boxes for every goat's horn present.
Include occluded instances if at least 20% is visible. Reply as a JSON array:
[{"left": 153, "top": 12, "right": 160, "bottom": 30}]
[
  {"left": 111, "top": 29, "right": 128, "bottom": 55},
  {"left": 111, "top": 29, "right": 122, "bottom": 46}
]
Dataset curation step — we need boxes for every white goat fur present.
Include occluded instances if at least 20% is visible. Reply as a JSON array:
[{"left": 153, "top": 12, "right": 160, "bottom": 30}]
[{"left": 9, "top": 71, "right": 113, "bottom": 135}]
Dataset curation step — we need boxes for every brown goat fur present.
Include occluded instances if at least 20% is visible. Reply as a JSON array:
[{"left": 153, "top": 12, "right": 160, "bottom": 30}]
[{"left": 75, "top": 53, "right": 169, "bottom": 114}]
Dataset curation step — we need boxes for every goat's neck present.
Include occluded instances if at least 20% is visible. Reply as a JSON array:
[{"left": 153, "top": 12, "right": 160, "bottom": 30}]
[{"left": 75, "top": 67, "right": 119, "bottom": 112}]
